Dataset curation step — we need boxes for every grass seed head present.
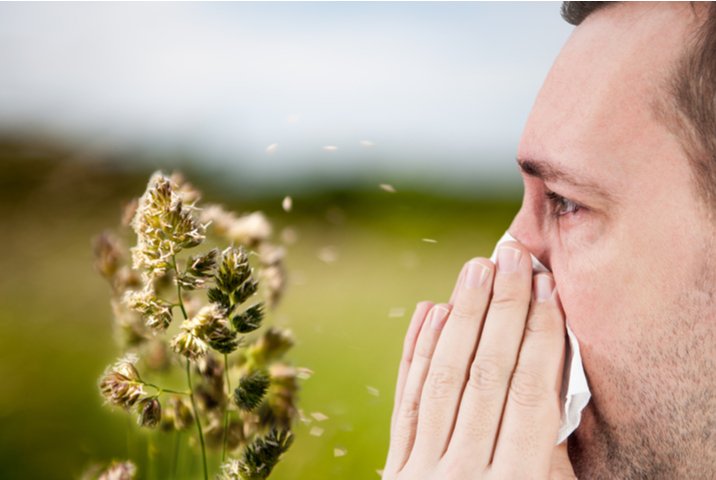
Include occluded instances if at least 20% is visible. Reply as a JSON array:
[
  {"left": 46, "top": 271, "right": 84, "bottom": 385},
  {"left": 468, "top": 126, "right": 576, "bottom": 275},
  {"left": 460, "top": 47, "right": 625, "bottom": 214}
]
[
  {"left": 99, "top": 355, "right": 145, "bottom": 410},
  {"left": 97, "top": 460, "right": 137, "bottom": 480},
  {"left": 137, "top": 397, "right": 162, "bottom": 428},
  {"left": 233, "top": 370, "right": 270, "bottom": 412}
]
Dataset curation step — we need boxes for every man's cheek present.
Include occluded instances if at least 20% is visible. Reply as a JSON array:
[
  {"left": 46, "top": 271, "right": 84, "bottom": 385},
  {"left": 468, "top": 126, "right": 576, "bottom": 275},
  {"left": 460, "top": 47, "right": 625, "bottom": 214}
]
[{"left": 555, "top": 268, "right": 624, "bottom": 354}]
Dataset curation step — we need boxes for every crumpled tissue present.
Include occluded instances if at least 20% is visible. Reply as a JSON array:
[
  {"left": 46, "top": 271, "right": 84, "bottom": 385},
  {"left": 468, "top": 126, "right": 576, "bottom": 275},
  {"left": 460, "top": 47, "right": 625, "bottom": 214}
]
[{"left": 488, "top": 230, "right": 591, "bottom": 444}]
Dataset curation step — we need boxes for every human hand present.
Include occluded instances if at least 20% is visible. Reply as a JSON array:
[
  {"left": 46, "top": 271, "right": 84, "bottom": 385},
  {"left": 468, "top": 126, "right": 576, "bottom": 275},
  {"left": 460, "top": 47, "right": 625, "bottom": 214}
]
[{"left": 383, "top": 241, "right": 576, "bottom": 479}]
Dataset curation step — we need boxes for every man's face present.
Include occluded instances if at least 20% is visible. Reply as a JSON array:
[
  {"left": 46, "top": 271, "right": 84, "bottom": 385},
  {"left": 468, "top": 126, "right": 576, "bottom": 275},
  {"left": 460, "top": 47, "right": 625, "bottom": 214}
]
[{"left": 508, "top": 3, "right": 715, "bottom": 478}]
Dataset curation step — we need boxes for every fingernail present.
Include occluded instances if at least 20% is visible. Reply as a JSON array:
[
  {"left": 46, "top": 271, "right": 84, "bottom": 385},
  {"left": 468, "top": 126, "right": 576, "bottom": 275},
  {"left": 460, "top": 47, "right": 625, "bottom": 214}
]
[
  {"left": 497, "top": 246, "right": 522, "bottom": 273},
  {"left": 454, "top": 267, "right": 466, "bottom": 291},
  {"left": 464, "top": 260, "right": 489, "bottom": 289},
  {"left": 535, "top": 274, "right": 555, "bottom": 302},
  {"left": 430, "top": 305, "right": 450, "bottom": 330}
]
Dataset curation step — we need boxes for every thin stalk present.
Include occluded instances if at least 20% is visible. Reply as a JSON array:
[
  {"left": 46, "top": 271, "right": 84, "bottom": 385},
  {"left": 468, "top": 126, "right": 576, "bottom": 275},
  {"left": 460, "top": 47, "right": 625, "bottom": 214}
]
[
  {"left": 148, "top": 433, "right": 157, "bottom": 480},
  {"left": 222, "top": 353, "right": 231, "bottom": 461},
  {"left": 143, "top": 383, "right": 190, "bottom": 396},
  {"left": 172, "top": 255, "right": 189, "bottom": 320},
  {"left": 173, "top": 254, "right": 208, "bottom": 480},
  {"left": 186, "top": 359, "right": 208, "bottom": 480},
  {"left": 170, "top": 430, "right": 181, "bottom": 480}
]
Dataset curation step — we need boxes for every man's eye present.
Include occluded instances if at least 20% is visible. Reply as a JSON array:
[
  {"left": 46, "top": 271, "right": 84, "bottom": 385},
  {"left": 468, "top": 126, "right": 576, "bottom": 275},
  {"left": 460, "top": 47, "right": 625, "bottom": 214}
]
[{"left": 544, "top": 189, "right": 582, "bottom": 218}]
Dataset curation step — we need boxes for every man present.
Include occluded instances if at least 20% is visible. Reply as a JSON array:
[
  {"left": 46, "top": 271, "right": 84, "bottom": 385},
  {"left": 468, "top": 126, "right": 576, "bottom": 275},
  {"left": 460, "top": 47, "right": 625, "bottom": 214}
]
[{"left": 383, "top": 2, "right": 716, "bottom": 479}]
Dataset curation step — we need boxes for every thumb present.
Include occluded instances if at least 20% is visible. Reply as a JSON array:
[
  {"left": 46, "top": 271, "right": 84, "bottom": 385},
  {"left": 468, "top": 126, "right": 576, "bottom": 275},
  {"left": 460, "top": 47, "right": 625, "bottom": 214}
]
[{"left": 549, "top": 440, "right": 577, "bottom": 480}]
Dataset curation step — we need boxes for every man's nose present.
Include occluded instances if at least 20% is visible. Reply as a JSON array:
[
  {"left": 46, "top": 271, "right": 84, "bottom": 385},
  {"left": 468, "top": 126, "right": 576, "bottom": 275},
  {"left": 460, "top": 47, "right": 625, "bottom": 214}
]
[{"left": 506, "top": 206, "right": 551, "bottom": 271}]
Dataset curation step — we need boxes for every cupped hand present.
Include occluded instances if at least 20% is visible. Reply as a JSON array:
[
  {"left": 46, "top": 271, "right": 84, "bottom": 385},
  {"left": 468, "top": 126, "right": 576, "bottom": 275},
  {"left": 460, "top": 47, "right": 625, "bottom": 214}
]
[{"left": 383, "top": 241, "right": 576, "bottom": 480}]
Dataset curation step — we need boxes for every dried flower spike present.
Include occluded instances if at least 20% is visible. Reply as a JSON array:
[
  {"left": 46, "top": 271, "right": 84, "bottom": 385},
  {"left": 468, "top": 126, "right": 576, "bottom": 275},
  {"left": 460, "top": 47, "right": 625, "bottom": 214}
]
[
  {"left": 231, "top": 303, "right": 265, "bottom": 333},
  {"left": 170, "top": 321, "right": 209, "bottom": 361},
  {"left": 177, "top": 248, "right": 219, "bottom": 290},
  {"left": 233, "top": 370, "right": 270, "bottom": 411},
  {"left": 99, "top": 355, "right": 145, "bottom": 410},
  {"left": 247, "top": 327, "right": 294, "bottom": 365},
  {"left": 212, "top": 246, "right": 258, "bottom": 308},
  {"left": 218, "top": 427, "right": 294, "bottom": 480},
  {"left": 93, "top": 232, "right": 123, "bottom": 281},
  {"left": 137, "top": 397, "right": 162, "bottom": 428},
  {"left": 171, "top": 304, "right": 239, "bottom": 359},
  {"left": 97, "top": 460, "right": 137, "bottom": 480},
  {"left": 130, "top": 172, "right": 207, "bottom": 279},
  {"left": 123, "top": 287, "right": 173, "bottom": 331},
  {"left": 94, "top": 170, "right": 300, "bottom": 480},
  {"left": 160, "top": 396, "right": 194, "bottom": 432}
]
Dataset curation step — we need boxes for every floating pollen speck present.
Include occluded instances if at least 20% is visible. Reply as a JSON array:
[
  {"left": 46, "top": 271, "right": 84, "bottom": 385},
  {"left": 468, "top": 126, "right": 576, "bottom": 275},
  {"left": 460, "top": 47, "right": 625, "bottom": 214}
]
[
  {"left": 388, "top": 307, "right": 406, "bottom": 318},
  {"left": 323, "top": 145, "right": 338, "bottom": 151},
  {"left": 298, "top": 409, "right": 312, "bottom": 425},
  {"left": 311, "top": 412, "right": 329, "bottom": 422},
  {"left": 266, "top": 143, "right": 278, "bottom": 154},
  {"left": 310, "top": 426, "right": 324, "bottom": 437},
  {"left": 421, "top": 238, "right": 438, "bottom": 243},
  {"left": 280, "top": 226, "right": 298, "bottom": 245},
  {"left": 296, "top": 367, "right": 314, "bottom": 380},
  {"left": 366, "top": 385, "right": 380, "bottom": 397},
  {"left": 379, "top": 183, "right": 396, "bottom": 193},
  {"left": 317, "top": 246, "right": 339, "bottom": 263},
  {"left": 334, "top": 447, "right": 347, "bottom": 457},
  {"left": 282, "top": 196, "right": 292, "bottom": 212},
  {"left": 360, "top": 140, "right": 375, "bottom": 147}
]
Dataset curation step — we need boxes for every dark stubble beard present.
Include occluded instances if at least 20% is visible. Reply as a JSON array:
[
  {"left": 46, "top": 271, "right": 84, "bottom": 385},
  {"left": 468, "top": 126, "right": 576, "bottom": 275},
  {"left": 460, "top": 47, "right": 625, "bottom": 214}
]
[{"left": 567, "top": 254, "right": 715, "bottom": 479}]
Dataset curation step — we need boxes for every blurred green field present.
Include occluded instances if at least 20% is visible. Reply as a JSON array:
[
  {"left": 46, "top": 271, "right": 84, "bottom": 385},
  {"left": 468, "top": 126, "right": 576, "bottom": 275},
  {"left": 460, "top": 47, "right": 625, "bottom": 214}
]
[{"left": 0, "top": 141, "right": 521, "bottom": 479}]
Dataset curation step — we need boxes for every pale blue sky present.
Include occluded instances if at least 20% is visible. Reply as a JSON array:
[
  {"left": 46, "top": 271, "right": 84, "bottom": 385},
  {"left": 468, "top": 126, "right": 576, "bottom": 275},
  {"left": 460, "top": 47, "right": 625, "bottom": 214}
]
[{"left": 0, "top": 2, "right": 573, "bottom": 195}]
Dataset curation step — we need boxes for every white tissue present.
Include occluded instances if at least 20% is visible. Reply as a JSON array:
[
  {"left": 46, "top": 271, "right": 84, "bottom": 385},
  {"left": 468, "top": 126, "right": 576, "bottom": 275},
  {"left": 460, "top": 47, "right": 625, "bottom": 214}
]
[{"left": 488, "top": 230, "right": 591, "bottom": 445}]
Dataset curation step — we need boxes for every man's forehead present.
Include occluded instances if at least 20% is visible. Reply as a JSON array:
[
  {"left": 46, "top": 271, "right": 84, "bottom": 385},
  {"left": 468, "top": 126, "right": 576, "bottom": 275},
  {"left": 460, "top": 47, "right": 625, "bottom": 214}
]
[{"left": 516, "top": 4, "right": 698, "bottom": 205}]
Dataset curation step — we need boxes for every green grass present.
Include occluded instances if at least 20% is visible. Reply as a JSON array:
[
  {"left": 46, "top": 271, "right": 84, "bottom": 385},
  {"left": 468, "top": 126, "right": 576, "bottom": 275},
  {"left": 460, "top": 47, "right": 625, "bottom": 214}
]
[{"left": 0, "top": 156, "right": 520, "bottom": 479}]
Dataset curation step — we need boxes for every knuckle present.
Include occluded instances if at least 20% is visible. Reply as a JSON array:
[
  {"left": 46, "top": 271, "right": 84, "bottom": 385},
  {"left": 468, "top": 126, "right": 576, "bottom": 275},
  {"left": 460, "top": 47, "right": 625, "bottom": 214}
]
[
  {"left": 508, "top": 368, "right": 552, "bottom": 408},
  {"left": 399, "top": 357, "right": 412, "bottom": 373},
  {"left": 413, "top": 342, "right": 434, "bottom": 361},
  {"left": 526, "top": 305, "right": 564, "bottom": 335},
  {"left": 449, "top": 303, "right": 481, "bottom": 322},
  {"left": 489, "top": 289, "right": 525, "bottom": 310},
  {"left": 425, "top": 364, "right": 463, "bottom": 399},
  {"left": 467, "top": 355, "right": 512, "bottom": 392},
  {"left": 435, "top": 457, "right": 468, "bottom": 480},
  {"left": 399, "top": 396, "right": 420, "bottom": 420}
]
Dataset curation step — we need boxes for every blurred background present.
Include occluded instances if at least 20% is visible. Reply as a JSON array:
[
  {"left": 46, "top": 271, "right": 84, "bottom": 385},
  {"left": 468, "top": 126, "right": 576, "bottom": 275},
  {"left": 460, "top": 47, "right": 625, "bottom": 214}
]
[{"left": 0, "top": 2, "right": 572, "bottom": 479}]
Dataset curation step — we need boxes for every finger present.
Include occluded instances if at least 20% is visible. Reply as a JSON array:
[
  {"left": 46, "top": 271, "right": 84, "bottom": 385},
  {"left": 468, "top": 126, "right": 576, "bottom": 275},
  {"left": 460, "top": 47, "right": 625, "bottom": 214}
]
[
  {"left": 442, "top": 245, "right": 535, "bottom": 470},
  {"left": 406, "top": 257, "right": 496, "bottom": 467},
  {"left": 549, "top": 441, "right": 577, "bottom": 480},
  {"left": 384, "top": 303, "right": 452, "bottom": 476},
  {"left": 448, "top": 264, "right": 467, "bottom": 305},
  {"left": 390, "top": 300, "right": 434, "bottom": 436},
  {"left": 490, "top": 273, "right": 566, "bottom": 478}
]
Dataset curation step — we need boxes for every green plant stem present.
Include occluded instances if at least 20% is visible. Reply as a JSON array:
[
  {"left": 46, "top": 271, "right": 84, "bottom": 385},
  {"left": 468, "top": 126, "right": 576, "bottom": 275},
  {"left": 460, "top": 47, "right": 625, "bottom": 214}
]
[
  {"left": 173, "top": 254, "right": 208, "bottom": 480},
  {"left": 222, "top": 353, "right": 231, "bottom": 461},
  {"left": 186, "top": 358, "right": 208, "bottom": 480},
  {"left": 170, "top": 431, "right": 181, "bottom": 480},
  {"left": 172, "top": 255, "right": 189, "bottom": 319},
  {"left": 143, "top": 383, "right": 190, "bottom": 396},
  {"left": 148, "top": 433, "right": 157, "bottom": 480}
]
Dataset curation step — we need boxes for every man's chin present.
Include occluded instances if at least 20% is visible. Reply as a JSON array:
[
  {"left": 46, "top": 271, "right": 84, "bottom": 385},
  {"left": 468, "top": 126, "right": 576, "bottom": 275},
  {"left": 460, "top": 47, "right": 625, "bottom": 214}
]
[{"left": 574, "top": 401, "right": 597, "bottom": 441}]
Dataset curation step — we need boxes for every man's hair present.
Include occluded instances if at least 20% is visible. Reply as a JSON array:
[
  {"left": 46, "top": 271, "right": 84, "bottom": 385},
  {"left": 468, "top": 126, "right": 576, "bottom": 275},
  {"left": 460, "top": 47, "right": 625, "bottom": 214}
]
[{"left": 561, "top": 2, "right": 716, "bottom": 213}]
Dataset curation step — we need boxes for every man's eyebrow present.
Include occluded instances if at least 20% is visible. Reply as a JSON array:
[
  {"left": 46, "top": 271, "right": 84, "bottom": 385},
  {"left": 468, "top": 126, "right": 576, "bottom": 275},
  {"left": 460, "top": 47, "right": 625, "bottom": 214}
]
[{"left": 516, "top": 157, "right": 615, "bottom": 202}]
